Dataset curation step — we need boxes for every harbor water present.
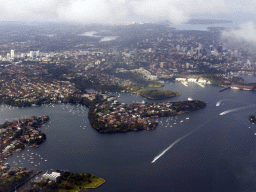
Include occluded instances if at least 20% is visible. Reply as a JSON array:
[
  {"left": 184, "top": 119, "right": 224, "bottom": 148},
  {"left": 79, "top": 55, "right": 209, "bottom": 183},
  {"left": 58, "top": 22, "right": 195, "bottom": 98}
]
[{"left": 2, "top": 81, "right": 256, "bottom": 192}]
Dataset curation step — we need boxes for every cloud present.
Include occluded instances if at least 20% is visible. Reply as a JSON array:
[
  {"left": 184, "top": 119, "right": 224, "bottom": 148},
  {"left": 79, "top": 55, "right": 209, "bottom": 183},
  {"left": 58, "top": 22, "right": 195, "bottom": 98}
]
[
  {"left": 0, "top": 0, "right": 62, "bottom": 21},
  {"left": 0, "top": 0, "right": 256, "bottom": 24},
  {"left": 131, "top": 0, "right": 229, "bottom": 24},
  {"left": 57, "top": 0, "right": 131, "bottom": 24},
  {"left": 222, "top": 21, "right": 256, "bottom": 43}
]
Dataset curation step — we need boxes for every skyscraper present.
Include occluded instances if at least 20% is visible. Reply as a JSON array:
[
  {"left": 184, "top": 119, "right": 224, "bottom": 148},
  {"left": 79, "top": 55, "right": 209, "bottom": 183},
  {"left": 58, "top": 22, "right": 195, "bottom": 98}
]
[
  {"left": 7, "top": 53, "right": 10, "bottom": 61},
  {"left": 11, "top": 49, "right": 15, "bottom": 58},
  {"left": 36, "top": 50, "right": 40, "bottom": 57},
  {"left": 30, "top": 51, "right": 34, "bottom": 58}
]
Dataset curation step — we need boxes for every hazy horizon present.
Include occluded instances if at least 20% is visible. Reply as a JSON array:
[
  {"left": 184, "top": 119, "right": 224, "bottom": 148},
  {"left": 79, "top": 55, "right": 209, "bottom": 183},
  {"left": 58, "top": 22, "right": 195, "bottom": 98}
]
[{"left": 0, "top": 0, "right": 255, "bottom": 24}]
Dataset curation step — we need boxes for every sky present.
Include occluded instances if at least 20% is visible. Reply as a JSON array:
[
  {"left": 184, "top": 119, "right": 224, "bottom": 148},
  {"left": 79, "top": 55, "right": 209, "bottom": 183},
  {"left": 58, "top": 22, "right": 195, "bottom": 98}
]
[
  {"left": 0, "top": 0, "right": 256, "bottom": 24},
  {"left": 0, "top": 0, "right": 256, "bottom": 42}
]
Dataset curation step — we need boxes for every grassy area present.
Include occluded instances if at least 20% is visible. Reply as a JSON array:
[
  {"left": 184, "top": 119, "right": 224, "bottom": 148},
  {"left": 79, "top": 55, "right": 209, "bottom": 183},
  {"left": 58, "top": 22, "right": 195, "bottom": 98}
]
[
  {"left": 58, "top": 176, "right": 105, "bottom": 192},
  {"left": 104, "top": 110, "right": 111, "bottom": 114},
  {"left": 84, "top": 177, "right": 105, "bottom": 188}
]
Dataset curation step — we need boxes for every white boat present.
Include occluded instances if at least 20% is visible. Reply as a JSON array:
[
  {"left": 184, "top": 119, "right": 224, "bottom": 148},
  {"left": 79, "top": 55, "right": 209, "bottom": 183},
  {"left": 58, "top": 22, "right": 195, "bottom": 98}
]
[
  {"left": 181, "top": 81, "right": 188, "bottom": 87},
  {"left": 231, "top": 87, "right": 240, "bottom": 89}
]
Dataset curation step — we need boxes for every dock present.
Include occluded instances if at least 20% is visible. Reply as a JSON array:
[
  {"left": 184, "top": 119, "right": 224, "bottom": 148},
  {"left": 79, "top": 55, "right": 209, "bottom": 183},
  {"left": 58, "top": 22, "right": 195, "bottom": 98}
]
[{"left": 219, "top": 87, "right": 230, "bottom": 92}]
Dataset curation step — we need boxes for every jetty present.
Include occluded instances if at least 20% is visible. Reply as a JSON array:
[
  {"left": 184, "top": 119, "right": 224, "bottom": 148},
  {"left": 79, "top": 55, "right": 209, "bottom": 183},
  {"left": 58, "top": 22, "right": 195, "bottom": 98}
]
[{"left": 219, "top": 87, "right": 230, "bottom": 92}]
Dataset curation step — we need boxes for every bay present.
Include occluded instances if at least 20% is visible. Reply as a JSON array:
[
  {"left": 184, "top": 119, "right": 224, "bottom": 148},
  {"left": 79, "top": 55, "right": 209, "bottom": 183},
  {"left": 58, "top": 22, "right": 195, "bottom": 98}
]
[
  {"left": 78, "top": 31, "right": 118, "bottom": 42},
  {"left": 2, "top": 81, "right": 256, "bottom": 192}
]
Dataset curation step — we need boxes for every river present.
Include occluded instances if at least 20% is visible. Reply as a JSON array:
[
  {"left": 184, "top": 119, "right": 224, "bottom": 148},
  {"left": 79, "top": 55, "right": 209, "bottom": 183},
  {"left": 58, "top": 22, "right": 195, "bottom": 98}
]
[{"left": 2, "top": 81, "right": 256, "bottom": 192}]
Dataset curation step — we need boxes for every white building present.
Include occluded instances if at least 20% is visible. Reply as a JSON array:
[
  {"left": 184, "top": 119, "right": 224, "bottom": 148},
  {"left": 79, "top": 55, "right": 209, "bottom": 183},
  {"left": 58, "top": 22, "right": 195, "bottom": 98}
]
[
  {"left": 175, "top": 78, "right": 186, "bottom": 81},
  {"left": 42, "top": 171, "right": 61, "bottom": 182},
  {"left": 198, "top": 78, "right": 207, "bottom": 83},
  {"left": 36, "top": 50, "right": 40, "bottom": 57},
  {"left": 146, "top": 75, "right": 158, "bottom": 80},
  {"left": 30, "top": 51, "right": 34, "bottom": 57},
  {"left": 11, "top": 49, "right": 15, "bottom": 58},
  {"left": 187, "top": 78, "right": 197, "bottom": 82}
]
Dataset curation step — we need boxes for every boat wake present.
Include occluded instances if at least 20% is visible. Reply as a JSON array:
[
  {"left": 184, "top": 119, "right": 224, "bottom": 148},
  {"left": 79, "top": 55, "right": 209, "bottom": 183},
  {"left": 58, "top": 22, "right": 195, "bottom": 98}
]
[
  {"left": 152, "top": 103, "right": 256, "bottom": 163},
  {"left": 219, "top": 104, "right": 256, "bottom": 115},
  {"left": 216, "top": 99, "right": 250, "bottom": 107},
  {"left": 151, "top": 117, "right": 215, "bottom": 163},
  {"left": 216, "top": 100, "right": 225, "bottom": 106}
]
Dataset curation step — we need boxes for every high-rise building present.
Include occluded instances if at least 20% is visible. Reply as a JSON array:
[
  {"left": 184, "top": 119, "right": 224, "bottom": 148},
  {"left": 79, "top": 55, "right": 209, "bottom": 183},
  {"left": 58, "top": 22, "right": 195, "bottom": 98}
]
[
  {"left": 36, "top": 50, "right": 40, "bottom": 57},
  {"left": 190, "top": 50, "right": 194, "bottom": 56},
  {"left": 217, "top": 45, "right": 223, "bottom": 53},
  {"left": 10, "top": 49, "right": 15, "bottom": 58},
  {"left": 7, "top": 53, "right": 10, "bottom": 61},
  {"left": 214, "top": 49, "right": 218, "bottom": 56},
  {"left": 176, "top": 45, "right": 180, "bottom": 51},
  {"left": 196, "top": 48, "right": 201, "bottom": 55},
  {"left": 30, "top": 51, "right": 34, "bottom": 57},
  {"left": 160, "top": 62, "right": 166, "bottom": 68}
]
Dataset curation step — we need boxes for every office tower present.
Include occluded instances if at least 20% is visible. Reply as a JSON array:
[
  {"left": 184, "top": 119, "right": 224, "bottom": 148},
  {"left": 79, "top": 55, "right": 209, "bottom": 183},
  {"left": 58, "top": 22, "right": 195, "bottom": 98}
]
[
  {"left": 36, "top": 50, "right": 40, "bottom": 57},
  {"left": 30, "top": 51, "right": 34, "bottom": 57},
  {"left": 7, "top": 53, "right": 10, "bottom": 61},
  {"left": 11, "top": 49, "right": 15, "bottom": 58},
  {"left": 217, "top": 45, "right": 223, "bottom": 53}
]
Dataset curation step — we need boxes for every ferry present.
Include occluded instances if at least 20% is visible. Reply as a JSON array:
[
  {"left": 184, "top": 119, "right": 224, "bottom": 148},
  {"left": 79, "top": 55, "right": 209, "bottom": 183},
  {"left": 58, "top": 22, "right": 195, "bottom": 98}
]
[{"left": 231, "top": 87, "right": 240, "bottom": 90}]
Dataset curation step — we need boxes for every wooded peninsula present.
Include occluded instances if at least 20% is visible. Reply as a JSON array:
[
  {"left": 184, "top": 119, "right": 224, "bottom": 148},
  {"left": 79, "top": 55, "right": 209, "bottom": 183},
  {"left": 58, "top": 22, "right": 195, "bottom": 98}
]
[{"left": 137, "top": 89, "right": 180, "bottom": 100}]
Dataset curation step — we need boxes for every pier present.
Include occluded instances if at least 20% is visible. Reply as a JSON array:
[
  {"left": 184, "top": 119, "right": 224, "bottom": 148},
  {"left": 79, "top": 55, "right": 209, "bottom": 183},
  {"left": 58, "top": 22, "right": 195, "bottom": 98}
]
[{"left": 219, "top": 87, "right": 230, "bottom": 92}]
